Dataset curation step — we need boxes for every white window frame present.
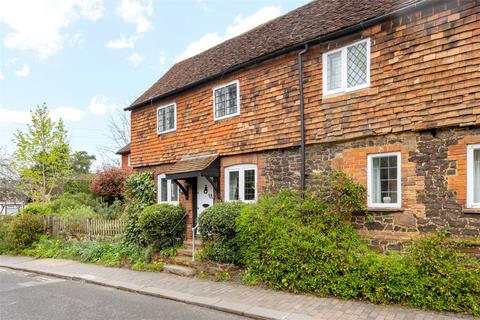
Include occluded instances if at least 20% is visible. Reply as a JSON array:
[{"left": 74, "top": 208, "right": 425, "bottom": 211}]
[
  {"left": 127, "top": 154, "right": 131, "bottom": 166},
  {"left": 322, "top": 38, "right": 371, "bottom": 97},
  {"left": 157, "top": 173, "right": 179, "bottom": 205},
  {"left": 157, "top": 103, "right": 177, "bottom": 135},
  {"left": 367, "top": 152, "right": 402, "bottom": 209},
  {"left": 467, "top": 144, "right": 480, "bottom": 208},
  {"left": 224, "top": 164, "right": 257, "bottom": 203},
  {"left": 213, "top": 80, "right": 240, "bottom": 121}
]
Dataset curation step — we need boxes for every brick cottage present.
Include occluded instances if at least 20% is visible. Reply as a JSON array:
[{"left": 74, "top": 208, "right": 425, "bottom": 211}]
[{"left": 126, "top": 0, "right": 480, "bottom": 248}]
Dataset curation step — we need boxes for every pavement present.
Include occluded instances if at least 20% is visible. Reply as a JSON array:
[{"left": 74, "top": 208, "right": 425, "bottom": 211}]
[
  {"left": 0, "top": 255, "right": 476, "bottom": 320},
  {"left": 0, "top": 267, "right": 247, "bottom": 320}
]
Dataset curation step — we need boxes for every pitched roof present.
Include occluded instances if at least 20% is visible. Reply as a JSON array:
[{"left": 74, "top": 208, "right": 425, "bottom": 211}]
[
  {"left": 128, "top": 0, "right": 421, "bottom": 110},
  {"left": 165, "top": 154, "right": 219, "bottom": 176},
  {"left": 116, "top": 143, "right": 131, "bottom": 155}
]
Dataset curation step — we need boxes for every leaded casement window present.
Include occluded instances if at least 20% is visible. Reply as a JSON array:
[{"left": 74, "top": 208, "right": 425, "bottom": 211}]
[
  {"left": 224, "top": 164, "right": 256, "bottom": 202},
  {"left": 213, "top": 80, "right": 240, "bottom": 121},
  {"left": 157, "top": 103, "right": 176, "bottom": 134},
  {"left": 157, "top": 173, "right": 179, "bottom": 205},
  {"left": 467, "top": 144, "right": 480, "bottom": 208},
  {"left": 322, "top": 38, "right": 370, "bottom": 96},
  {"left": 367, "top": 152, "right": 402, "bottom": 208}
]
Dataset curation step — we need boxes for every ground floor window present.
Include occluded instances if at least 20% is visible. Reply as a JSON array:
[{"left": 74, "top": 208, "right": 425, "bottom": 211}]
[
  {"left": 367, "top": 152, "right": 401, "bottom": 208},
  {"left": 467, "top": 144, "right": 480, "bottom": 208},
  {"left": 224, "top": 164, "right": 257, "bottom": 202},
  {"left": 157, "top": 173, "right": 179, "bottom": 204}
]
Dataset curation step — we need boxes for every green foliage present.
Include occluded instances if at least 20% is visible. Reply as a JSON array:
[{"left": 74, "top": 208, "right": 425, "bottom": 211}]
[
  {"left": 12, "top": 104, "right": 72, "bottom": 202},
  {"left": 23, "top": 236, "right": 162, "bottom": 272},
  {"left": 70, "top": 151, "right": 96, "bottom": 174},
  {"left": 311, "top": 170, "right": 366, "bottom": 220},
  {"left": 5, "top": 214, "right": 44, "bottom": 250},
  {"left": 63, "top": 174, "right": 94, "bottom": 194},
  {"left": 137, "top": 204, "right": 185, "bottom": 250},
  {"left": 21, "top": 203, "right": 52, "bottom": 216},
  {"left": 0, "top": 217, "right": 14, "bottom": 253},
  {"left": 236, "top": 191, "right": 480, "bottom": 316},
  {"left": 122, "top": 172, "right": 156, "bottom": 246},
  {"left": 199, "top": 202, "right": 244, "bottom": 264}
]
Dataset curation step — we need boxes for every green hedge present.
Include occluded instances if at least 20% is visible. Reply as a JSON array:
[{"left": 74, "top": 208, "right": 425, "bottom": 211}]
[
  {"left": 236, "top": 191, "right": 480, "bottom": 316},
  {"left": 138, "top": 204, "right": 185, "bottom": 250},
  {"left": 4, "top": 213, "right": 44, "bottom": 250},
  {"left": 199, "top": 202, "right": 244, "bottom": 264}
]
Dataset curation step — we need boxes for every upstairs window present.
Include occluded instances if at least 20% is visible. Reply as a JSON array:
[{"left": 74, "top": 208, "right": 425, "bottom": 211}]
[
  {"left": 158, "top": 173, "right": 179, "bottom": 204},
  {"left": 467, "top": 144, "right": 480, "bottom": 208},
  {"left": 225, "top": 164, "right": 256, "bottom": 202},
  {"left": 323, "top": 38, "right": 370, "bottom": 96},
  {"left": 367, "top": 152, "right": 401, "bottom": 209},
  {"left": 157, "top": 103, "right": 176, "bottom": 134},
  {"left": 213, "top": 80, "right": 240, "bottom": 121}
]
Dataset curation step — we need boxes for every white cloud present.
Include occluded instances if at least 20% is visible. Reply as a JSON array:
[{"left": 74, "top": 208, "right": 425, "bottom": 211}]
[
  {"left": 0, "top": 71, "right": 4, "bottom": 80},
  {"left": 175, "top": 6, "right": 281, "bottom": 62},
  {"left": 0, "top": 107, "right": 30, "bottom": 124},
  {"left": 107, "top": 34, "right": 139, "bottom": 49},
  {"left": 14, "top": 65, "right": 30, "bottom": 77},
  {"left": 88, "top": 95, "right": 116, "bottom": 115},
  {"left": 50, "top": 106, "right": 85, "bottom": 122},
  {"left": 115, "top": 0, "right": 153, "bottom": 33},
  {"left": 127, "top": 52, "right": 144, "bottom": 67},
  {"left": 159, "top": 51, "right": 167, "bottom": 65},
  {"left": 0, "top": 0, "right": 105, "bottom": 59},
  {"left": 5, "top": 57, "right": 18, "bottom": 67}
]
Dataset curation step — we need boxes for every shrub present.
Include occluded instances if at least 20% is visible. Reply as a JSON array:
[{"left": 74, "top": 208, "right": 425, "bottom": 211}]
[
  {"left": 90, "top": 166, "right": 131, "bottom": 203},
  {"left": 137, "top": 204, "right": 185, "bottom": 250},
  {"left": 199, "top": 202, "right": 244, "bottom": 264},
  {"left": 63, "top": 174, "right": 94, "bottom": 194},
  {"left": 49, "top": 192, "right": 96, "bottom": 214},
  {"left": 122, "top": 172, "right": 156, "bottom": 246},
  {"left": 21, "top": 203, "right": 52, "bottom": 216},
  {"left": 6, "top": 213, "right": 44, "bottom": 250},
  {"left": 311, "top": 170, "right": 366, "bottom": 220},
  {"left": 0, "top": 216, "right": 14, "bottom": 253},
  {"left": 236, "top": 191, "right": 480, "bottom": 316}
]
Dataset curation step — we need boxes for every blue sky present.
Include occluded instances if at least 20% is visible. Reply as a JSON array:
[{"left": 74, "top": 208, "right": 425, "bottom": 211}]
[{"left": 0, "top": 0, "right": 309, "bottom": 169}]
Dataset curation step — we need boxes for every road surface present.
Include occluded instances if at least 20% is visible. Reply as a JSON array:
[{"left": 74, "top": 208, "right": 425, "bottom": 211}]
[{"left": 0, "top": 267, "right": 249, "bottom": 320}]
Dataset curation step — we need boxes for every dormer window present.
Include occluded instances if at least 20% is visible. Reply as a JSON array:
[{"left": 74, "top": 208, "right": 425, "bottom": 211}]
[
  {"left": 213, "top": 80, "right": 240, "bottom": 121},
  {"left": 323, "top": 38, "right": 370, "bottom": 96},
  {"left": 157, "top": 103, "right": 176, "bottom": 134}
]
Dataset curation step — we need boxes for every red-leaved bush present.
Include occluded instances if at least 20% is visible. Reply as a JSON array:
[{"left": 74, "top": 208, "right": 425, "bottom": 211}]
[{"left": 90, "top": 166, "right": 131, "bottom": 203}]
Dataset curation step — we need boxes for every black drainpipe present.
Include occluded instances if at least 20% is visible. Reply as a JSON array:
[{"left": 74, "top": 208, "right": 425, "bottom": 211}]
[{"left": 298, "top": 43, "right": 309, "bottom": 195}]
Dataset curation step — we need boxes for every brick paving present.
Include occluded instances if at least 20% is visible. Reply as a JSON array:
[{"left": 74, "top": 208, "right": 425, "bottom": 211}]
[{"left": 0, "top": 255, "right": 476, "bottom": 320}]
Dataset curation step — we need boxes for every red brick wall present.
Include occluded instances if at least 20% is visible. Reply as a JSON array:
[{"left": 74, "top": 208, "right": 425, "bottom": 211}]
[
  {"left": 131, "top": 1, "right": 479, "bottom": 168},
  {"left": 120, "top": 154, "right": 131, "bottom": 170}
]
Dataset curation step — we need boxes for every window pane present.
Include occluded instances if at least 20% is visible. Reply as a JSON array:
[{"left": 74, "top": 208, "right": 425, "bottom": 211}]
[
  {"left": 171, "top": 181, "right": 178, "bottom": 202},
  {"left": 244, "top": 169, "right": 255, "bottom": 200},
  {"left": 371, "top": 155, "right": 398, "bottom": 204},
  {"left": 474, "top": 150, "right": 480, "bottom": 203},
  {"left": 215, "top": 83, "right": 238, "bottom": 118},
  {"left": 229, "top": 171, "right": 239, "bottom": 200},
  {"left": 168, "top": 105, "right": 175, "bottom": 130},
  {"left": 327, "top": 51, "right": 342, "bottom": 91},
  {"left": 158, "top": 109, "right": 165, "bottom": 132},
  {"left": 347, "top": 41, "right": 368, "bottom": 88},
  {"left": 160, "top": 178, "right": 168, "bottom": 202}
]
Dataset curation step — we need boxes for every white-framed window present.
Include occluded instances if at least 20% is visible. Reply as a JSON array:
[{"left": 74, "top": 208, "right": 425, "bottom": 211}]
[
  {"left": 213, "top": 80, "right": 240, "bottom": 121},
  {"left": 157, "top": 103, "right": 176, "bottom": 134},
  {"left": 157, "top": 173, "right": 179, "bottom": 204},
  {"left": 367, "top": 152, "right": 401, "bottom": 209},
  {"left": 467, "top": 144, "right": 480, "bottom": 208},
  {"left": 322, "top": 38, "right": 370, "bottom": 96},
  {"left": 224, "top": 164, "right": 257, "bottom": 202}
]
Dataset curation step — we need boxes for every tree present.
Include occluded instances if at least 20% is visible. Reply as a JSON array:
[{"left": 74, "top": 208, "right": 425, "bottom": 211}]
[
  {"left": 71, "top": 151, "right": 96, "bottom": 174},
  {"left": 0, "top": 147, "right": 25, "bottom": 205},
  {"left": 90, "top": 165, "right": 131, "bottom": 203},
  {"left": 98, "top": 107, "right": 130, "bottom": 160},
  {"left": 12, "top": 104, "right": 72, "bottom": 203}
]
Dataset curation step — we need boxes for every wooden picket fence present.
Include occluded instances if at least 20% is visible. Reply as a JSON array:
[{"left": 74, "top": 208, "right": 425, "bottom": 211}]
[{"left": 43, "top": 216, "right": 126, "bottom": 238}]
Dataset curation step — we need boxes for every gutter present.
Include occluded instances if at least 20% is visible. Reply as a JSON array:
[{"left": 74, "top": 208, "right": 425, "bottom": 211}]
[
  {"left": 125, "top": 0, "right": 439, "bottom": 111},
  {"left": 298, "top": 44, "right": 309, "bottom": 194}
]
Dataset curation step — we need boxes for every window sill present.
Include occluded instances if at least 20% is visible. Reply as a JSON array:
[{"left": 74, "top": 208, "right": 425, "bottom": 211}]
[
  {"left": 214, "top": 113, "right": 240, "bottom": 122},
  {"left": 462, "top": 208, "right": 480, "bottom": 214},
  {"left": 366, "top": 207, "right": 404, "bottom": 213}
]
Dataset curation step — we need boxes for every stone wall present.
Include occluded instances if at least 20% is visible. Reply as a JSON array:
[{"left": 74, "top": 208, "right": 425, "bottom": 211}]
[{"left": 263, "top": 127, "right": 480, "bottom": 244}]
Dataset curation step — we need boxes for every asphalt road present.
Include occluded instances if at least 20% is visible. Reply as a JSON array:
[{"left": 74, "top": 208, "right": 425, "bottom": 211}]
[{"left": 0, "top": 268, "right": 250, "bottom": 320}]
